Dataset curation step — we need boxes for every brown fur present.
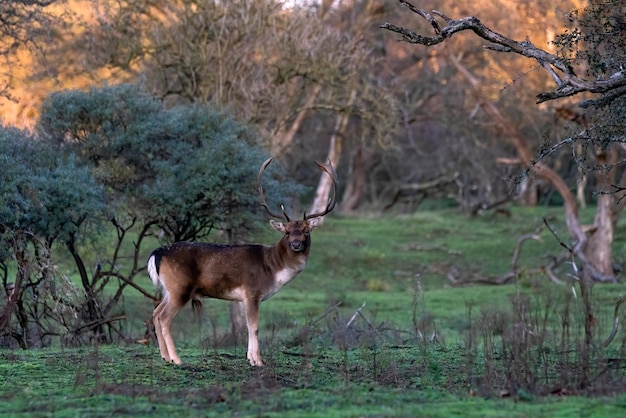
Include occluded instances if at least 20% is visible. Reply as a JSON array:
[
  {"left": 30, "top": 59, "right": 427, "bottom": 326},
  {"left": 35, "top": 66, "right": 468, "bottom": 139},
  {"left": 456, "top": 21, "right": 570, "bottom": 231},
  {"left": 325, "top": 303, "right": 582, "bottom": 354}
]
[{"left": 148, "top": 219, "right": 320, "bottom": 365}]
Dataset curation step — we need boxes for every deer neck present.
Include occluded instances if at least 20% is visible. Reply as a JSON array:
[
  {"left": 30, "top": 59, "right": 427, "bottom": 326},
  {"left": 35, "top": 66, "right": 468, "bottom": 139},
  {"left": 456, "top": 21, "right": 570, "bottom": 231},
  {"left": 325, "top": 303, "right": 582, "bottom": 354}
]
[{"left": 260, "top": 240, "right": 309, "bottom": 301}]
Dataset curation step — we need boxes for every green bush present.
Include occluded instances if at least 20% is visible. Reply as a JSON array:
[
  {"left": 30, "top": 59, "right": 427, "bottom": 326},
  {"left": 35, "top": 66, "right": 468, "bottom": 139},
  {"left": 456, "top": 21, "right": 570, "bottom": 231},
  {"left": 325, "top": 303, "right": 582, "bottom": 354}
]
[{"left": 37, "top": 83, "right": 297, "bottom": 241}]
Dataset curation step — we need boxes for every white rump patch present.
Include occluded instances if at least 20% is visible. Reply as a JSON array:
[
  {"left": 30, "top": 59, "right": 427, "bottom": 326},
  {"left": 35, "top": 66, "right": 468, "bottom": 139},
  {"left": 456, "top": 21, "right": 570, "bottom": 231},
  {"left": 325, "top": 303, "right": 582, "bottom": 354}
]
[{"left": 147, "top": 255, "right": 160, "bottom": 288}]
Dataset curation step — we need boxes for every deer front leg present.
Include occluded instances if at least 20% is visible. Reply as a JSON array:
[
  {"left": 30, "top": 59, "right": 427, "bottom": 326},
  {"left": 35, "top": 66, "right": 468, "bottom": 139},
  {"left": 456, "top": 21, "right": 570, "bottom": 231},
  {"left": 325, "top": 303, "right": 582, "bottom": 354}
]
[{"left": 244, "top": 297, "right": 263, "bottom": 366}]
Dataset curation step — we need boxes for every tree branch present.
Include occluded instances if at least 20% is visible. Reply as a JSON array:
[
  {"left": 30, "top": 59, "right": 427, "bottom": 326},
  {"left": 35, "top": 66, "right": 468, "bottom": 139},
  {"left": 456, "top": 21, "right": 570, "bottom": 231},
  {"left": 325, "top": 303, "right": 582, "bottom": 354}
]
[{"left": 380, "top": 0, "right": 626, "bottom": 105}]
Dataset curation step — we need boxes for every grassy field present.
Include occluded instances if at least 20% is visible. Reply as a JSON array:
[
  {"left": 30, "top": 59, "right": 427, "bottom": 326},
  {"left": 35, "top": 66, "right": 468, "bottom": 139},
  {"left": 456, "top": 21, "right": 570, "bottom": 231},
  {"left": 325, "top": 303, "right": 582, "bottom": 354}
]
[{"left": 2, "top": 206, "right": 626, "bottom": 417}]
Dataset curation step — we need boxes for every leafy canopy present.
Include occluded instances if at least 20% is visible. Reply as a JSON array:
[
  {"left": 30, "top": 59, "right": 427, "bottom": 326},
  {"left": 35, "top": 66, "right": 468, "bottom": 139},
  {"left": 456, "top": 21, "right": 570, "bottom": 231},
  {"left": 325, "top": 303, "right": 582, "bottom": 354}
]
[
  {"left": 0, "top": 126, "right": 106, "bottom": 252},
  {"left": 36, "top": 83, "right": 297, "bottom": 242}
]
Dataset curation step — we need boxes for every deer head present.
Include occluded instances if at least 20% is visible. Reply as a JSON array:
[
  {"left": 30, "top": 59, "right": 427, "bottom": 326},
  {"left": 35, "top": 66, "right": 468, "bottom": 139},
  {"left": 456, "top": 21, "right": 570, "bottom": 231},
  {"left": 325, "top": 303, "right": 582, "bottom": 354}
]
[{"left": 257, "top": 158, "right": 338, "bottom": 253}]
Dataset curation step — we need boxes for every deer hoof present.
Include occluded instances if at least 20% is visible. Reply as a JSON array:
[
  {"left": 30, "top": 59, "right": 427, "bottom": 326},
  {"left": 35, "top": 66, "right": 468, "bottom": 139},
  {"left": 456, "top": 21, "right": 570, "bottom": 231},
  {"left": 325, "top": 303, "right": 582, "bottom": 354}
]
[{"left": 247, "top": 357, "right": 264, "bottom": 367}]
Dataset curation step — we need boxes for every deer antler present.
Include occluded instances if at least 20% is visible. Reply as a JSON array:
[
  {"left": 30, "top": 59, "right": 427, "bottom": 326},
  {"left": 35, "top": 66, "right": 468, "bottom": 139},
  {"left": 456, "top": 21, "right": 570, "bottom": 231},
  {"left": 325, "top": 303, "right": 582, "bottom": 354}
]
[
  {"left": 259, "top": 158, "right": 338, "bottom": 221},
  {"left": 257, "top": 158, "right": 290, "bottom": 221},
  {"left": 305, "top": 159, "right": 338, "bottom": 220}
]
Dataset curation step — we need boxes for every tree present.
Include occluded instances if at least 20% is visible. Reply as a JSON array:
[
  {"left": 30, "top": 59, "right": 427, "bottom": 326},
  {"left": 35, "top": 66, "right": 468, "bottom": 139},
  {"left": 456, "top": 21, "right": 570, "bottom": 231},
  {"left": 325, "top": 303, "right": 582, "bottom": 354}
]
[
  {"left": 0, "top": 125, "right": 107, "bottom": 347},
  {"left": 39, "top": 83, "right": 295, "bottom": 340},
  {"left": 381, "top": 0, "right": 625, "bottom": 283},
  {"left": 0, "top": 0, "right": 68, "bottom": 99},
  {"left": 0, "top": 0, "right": 65, "bottom": 54},
  {"left": 1, "top": 0, "right": 401, "bottom": 212},
  {"left": 333, "top": 0, "right": 549, "bottom": 214},
  {"left": 38, "top": 84, "right": 294, "bottom": 239}
]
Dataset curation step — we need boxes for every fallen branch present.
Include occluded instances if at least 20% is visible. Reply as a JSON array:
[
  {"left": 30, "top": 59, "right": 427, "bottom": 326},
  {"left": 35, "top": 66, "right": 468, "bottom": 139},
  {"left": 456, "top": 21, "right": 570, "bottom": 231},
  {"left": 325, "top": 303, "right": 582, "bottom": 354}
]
[
  {"left": 346, "top": 302, "right": 366, "bottom": 328},
  {"left": 312, "top": 300, "right": 343, "bottom": 326},
  {"left": 71, "top": 315, "right": 126, "bottom": 335},
  {"left": 446, "top": 222, "right": 566, "bottom": 285},
  {"left": 603, "top": 294, "right": 626, "bottom": 348},
  {"left": 511, "top": 224, "right": 545, "bottom": 272}
]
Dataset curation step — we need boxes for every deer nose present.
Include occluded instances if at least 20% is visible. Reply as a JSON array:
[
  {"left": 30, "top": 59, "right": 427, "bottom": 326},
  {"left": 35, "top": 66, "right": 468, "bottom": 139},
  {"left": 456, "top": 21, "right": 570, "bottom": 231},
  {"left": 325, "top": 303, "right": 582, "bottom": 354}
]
[{"left": 290, "top": 240, "right": 304, "bottom": 252}]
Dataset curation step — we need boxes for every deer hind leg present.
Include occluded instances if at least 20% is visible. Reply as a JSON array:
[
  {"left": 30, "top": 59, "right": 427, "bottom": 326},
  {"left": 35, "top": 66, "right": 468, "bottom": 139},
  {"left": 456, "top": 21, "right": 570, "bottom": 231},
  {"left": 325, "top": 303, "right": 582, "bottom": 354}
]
[
  {"left": 153, "top": 294, "right": 186, "bottom": 365},
  {"left": 243, "top": 297, "right": 263, "bottom": 366},
  {"left": 153, "top": 298, "right": 171, "bottom": 362}
]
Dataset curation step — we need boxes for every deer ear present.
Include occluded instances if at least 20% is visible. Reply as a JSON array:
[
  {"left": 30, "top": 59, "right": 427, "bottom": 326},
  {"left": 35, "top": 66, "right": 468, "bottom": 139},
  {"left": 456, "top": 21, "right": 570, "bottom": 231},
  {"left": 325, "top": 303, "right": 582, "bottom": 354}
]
[
  {"left": 306, "top": 217, "right": 322, "bottom": 230},
  {"left": 269, "top": 219, "right": 286, "bottom": 232}
]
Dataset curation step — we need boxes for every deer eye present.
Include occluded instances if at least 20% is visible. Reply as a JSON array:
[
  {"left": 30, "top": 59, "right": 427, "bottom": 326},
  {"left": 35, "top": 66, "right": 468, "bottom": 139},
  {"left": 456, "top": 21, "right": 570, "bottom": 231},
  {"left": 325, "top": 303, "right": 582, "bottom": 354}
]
[{"left": 303, "top": 229, "right": 310, "bottom": 236}]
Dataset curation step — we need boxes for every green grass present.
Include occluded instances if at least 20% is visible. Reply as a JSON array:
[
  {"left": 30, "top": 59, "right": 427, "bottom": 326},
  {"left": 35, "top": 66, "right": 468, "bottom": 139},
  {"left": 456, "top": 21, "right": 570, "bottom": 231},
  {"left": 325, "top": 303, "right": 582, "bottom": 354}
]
[
  {"left": 3, "top": 345, "right": 626, "bottom": 417},
  {"left": 2, "top": 206, "right": 626, "bottom": 417}
]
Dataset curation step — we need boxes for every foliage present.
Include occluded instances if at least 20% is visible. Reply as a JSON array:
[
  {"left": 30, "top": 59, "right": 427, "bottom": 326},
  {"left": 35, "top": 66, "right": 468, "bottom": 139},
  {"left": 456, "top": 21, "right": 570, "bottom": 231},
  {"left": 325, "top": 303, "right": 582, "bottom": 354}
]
[
  {"left": 49, "top": 0, "right": 400, "bottom": 214},
  {"left": 0, "top": 124, "right": 106, "bottom": 261},
  {"left": 0, "top": 124, "right": 106, "bottom": 348},
  {"left": 74, "top": 0, "right": 397, "bottom": 144},
  {"left": 552, "top": 1, "right": 626, "bottom": 193},
  {"left": 0, "top": 0, "right": 66, "bottom": 54},
  {"left": 36, "top": 83, "right": 294, "bottom": 242},
  {"left": 5, "top": 0, "right": 612, "bottom": 216},
  {"left": 553, "top": 0, "right": 626, "bottom": 78},
  {"left": 1, "top": 126, "right": 101, "bottom": 236},
  {"left": 380, "top": 0, "right": 626, "bottom": 287},
  {"left": 552, "top": 0, "right": 625, "bottom": 169},
  {"left": 0, "top": 0, "right": 69, "bottom": 100}
]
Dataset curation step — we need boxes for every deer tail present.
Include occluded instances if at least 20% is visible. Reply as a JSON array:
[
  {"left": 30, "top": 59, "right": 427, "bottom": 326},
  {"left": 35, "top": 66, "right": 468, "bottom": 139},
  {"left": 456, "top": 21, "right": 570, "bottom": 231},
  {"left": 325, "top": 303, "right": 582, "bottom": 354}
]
[{"left": 147, "top": 249, "right": 164, "bottom": 290}]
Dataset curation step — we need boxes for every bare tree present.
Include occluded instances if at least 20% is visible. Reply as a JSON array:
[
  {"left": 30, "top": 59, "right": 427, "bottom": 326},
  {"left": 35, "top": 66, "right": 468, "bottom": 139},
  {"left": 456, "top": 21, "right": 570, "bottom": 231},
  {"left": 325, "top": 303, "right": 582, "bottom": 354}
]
[
  {"left": 81, "top": 1, "right": 401, "bottom": 208},
  {"left": 381, "top": 0, "right": 625, "bottom": 282},
  {"left": 0, "top": 0, "right": 68, "bottom": 101},
  {"left": 0, "top": 0, "right": 66, "bottom": 56}
]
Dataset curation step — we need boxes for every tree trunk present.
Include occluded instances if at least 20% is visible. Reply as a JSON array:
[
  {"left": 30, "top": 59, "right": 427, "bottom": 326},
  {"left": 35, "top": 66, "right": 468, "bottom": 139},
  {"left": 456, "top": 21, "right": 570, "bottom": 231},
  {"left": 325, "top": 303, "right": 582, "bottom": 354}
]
[
  {"left": 310, "top": 90, "right": 356, "bottom": 216},
  {"left": 576, "top": 144, "right": 588, "bottom": 209},
  {"left": 340, "top": 146, "right": 368, "bottom": 212},
  {"left": 67, "top": 237, "right": 107, "bottom": 339},
  {"left": 585, "top": 146, "right": 618, "bottom": 276},
  {"left": 229, "top": 301, "right": 247, "bottom": 344},
  {"left": 272, "top": 84, "right": 322, "bottom": 157},
  {"left": 587, "top": 195, "right": 614, "bottom": 276},
  {"left": 0, "top": 237, "right": 28, "bottom": 346},
  {"left": 519, "top": 176, "right": 539, "bottom": 206}
]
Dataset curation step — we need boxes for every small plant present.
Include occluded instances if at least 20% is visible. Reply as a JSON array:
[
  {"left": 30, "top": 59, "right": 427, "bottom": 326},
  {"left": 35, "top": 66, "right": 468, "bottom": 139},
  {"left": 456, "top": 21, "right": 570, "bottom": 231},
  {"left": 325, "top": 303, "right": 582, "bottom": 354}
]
[{"left": 365, "top": 278, "right": 390, "bottom": 292}]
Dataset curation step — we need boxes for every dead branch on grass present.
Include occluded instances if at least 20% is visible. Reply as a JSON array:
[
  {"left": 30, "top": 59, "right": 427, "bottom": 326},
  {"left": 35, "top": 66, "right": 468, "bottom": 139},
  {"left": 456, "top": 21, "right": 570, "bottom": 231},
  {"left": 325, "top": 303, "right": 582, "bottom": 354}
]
[
  {"left": 510, "top": 224, "right": 545, "bottom": 273},
  {"left": 446, "top": 221, "right": 568, "bottom": 285},
  {"left": 346, "top": 302, "right": 366, "bottom": 328},
  {"left": 71, "top": 315, "right": 126, "bottom": 337},
  {"left": 603, "top": 294, "right": 626, "bottom": 348},
  {"left": 313, "top": 300, "right": 343, "bottom": 326},
  {"left": 345, "top": 301, "right": 386, "bottom": 341}
]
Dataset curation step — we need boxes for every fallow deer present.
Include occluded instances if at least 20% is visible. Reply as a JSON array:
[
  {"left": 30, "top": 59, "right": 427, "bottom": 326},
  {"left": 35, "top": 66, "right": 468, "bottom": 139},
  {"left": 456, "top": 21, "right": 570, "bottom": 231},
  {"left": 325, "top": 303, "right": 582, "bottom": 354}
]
[{"left": 147, "top": 158, "right": 337, "bottom": 366}]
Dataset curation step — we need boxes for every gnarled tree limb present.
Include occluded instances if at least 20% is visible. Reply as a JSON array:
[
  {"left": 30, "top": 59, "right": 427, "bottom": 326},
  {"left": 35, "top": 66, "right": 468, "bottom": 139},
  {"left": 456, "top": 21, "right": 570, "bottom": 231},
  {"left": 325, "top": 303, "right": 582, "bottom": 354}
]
[{"left": 380, "top": 0, "right": 626, "bottom": 105}]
